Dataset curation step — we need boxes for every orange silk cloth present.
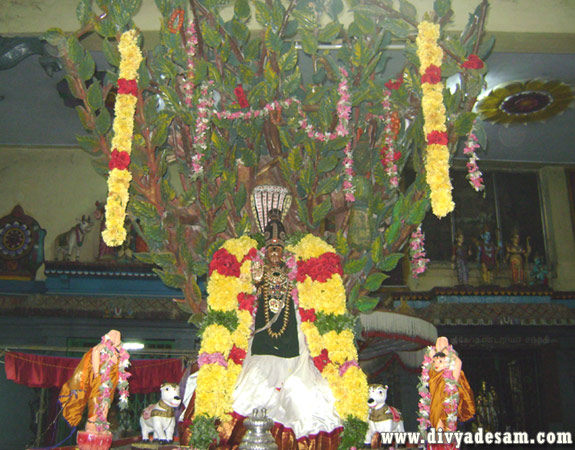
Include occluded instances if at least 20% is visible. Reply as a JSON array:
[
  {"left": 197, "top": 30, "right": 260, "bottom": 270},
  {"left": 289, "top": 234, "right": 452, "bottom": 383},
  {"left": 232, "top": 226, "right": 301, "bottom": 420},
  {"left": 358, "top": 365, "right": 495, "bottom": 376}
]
[
  {"left": 58, "top": 348, "right": 119, "bottom": 427},
  {"left": 429, "top": 369, "right": 475, "bottom": 429}
]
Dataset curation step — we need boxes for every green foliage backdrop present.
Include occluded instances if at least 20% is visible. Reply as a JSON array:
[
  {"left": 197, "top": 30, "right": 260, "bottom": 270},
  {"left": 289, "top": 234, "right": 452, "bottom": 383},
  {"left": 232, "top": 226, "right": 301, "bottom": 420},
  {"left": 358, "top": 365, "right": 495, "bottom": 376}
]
[{"left": 44, "top": 0, "right": 490, "bottom": 319}]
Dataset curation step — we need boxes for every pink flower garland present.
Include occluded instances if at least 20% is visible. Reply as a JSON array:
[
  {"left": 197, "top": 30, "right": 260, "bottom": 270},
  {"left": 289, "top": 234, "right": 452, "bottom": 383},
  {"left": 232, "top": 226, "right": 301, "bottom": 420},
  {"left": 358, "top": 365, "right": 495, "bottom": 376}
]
[
  {"left": 94, "top": 336, "right": 131, "bottom": 432},
  {"left": 379, "top": 90, "right": 401, "bottom": 188},
  {"left": 183, "top": 19, "right": 198, "bottom": 107},
  {"left": 463, "top": 128, "right": 484, "bottom": 191},
  {"left": 409, "top": 225, "right": 430, "bottom": 277},
  {"left": 190, "top": 82, "right": 214, "bottom": 177},
  {"left": 417, "top": 345, "right": 460, "bottom": 440}
]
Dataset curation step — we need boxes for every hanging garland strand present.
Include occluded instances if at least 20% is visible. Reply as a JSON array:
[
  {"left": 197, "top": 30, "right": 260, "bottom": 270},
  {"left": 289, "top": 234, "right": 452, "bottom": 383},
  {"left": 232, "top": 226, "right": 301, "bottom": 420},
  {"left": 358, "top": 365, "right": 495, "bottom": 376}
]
[
  {"left": 416, "top": 21, "right": 454, "bottom": 218},
  {"left": 102, "top": 30, "right": 142, "bottom": 247}
]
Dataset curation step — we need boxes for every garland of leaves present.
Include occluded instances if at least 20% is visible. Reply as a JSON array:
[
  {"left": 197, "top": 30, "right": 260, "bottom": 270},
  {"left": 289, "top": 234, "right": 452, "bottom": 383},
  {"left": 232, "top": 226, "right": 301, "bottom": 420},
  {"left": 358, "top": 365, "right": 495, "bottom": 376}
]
[{"left": 102, "top": 30, "right": 142, "bottom": 246}]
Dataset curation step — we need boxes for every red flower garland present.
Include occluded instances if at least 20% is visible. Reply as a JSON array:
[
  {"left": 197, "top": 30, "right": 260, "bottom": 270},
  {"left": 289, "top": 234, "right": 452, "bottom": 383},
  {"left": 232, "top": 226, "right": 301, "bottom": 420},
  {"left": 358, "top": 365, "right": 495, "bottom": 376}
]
[
  {"left": 229, "top": 345, "right": 247, "bottom": 365},
  {"left": 313, "top": 348, "right": 331, "bottom": 372},
  {"left": 209, "top": 248, "right": 241, "bottom": 277},
  {"left": 237, "top": 292, "right": 256, "bottom": 312},
  {"left": 117, "top": 78, "right": 138, "bottom": 96},
  {"left": 385, "top": 76, "right": 403, "bottom": 90},
  {"left": 299, "top": 307, "right": 317, "bottom": 322},
  {"left": 296, "top": 252, "right": 343, "bottom": 283},
  {"left": 421, "top": 64, "right": 442, "bottom": 84},
  {"left": 427, "top": 130, "right": 449, "bottom": 145},
  {"left": 108, "top": 149, "right": 131, "bottom": 170}
]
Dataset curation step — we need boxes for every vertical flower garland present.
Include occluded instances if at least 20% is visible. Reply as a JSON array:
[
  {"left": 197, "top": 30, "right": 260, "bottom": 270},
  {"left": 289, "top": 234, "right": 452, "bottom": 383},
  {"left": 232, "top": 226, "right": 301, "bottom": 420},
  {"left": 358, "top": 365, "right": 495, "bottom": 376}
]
[
  {"left": 409, "top": 225, "right": 430, "bottom": 278},
  {"left": 102, "top": 30, "right": 142, "bottom": 247},
  {"left": 94, "top": 336, "right": 131, "bottom": 432},
  {"left": 194, "top": 236, "right": 258, "bottom": 423},
  {"left": 417, "top": 345, "right": 459, "bottom": 441},
  {"left": 286, "top": 234, "right": 369, "bottom": 424},
  {"left": 463, "top": 126, "right": 485, "bottom": 191},
  {"left": 416, "top": 21, "right": 454, "bottom": 219}
]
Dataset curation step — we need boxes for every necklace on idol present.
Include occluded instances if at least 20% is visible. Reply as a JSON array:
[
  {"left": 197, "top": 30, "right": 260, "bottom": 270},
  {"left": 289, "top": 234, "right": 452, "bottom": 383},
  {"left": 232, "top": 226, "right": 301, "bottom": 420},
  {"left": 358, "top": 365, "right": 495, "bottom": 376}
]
[{"left": 262, "top": 264, "right": 291, "bottom": 338}]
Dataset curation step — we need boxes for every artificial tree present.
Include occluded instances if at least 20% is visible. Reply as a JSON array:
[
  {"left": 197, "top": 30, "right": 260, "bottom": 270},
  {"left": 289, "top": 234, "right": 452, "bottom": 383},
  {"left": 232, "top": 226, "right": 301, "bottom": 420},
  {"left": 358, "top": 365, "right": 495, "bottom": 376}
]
[{"left": 44, "top": 0, "right": 490, "bottom": 446}]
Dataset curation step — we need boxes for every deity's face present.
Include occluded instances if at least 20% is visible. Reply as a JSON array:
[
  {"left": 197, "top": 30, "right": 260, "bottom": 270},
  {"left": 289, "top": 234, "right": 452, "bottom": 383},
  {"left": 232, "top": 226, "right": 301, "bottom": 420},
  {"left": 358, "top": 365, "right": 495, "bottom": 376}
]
[
  {"left": 266, "top": 244, "right": 284, "bottom": 267},
  {"left": 432, "top": 353, "right": 447, "bottom": 371},
  {"left": 512, "top": 233, "right": 520, "bottom": 245},
  {"left": 482, "top": 231, "right": 491, "bottom": 243},
  {"left": 456, "top": 233, "right": 464, "bottom": 245}
]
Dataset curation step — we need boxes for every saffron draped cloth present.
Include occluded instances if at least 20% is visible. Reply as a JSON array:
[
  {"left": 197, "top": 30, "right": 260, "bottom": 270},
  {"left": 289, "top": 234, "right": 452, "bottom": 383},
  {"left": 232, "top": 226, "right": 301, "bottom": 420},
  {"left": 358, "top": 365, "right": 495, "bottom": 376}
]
[
  {"left": 4, "top": 351, "right": 183, "bottom": 394},
  {"left": 428, "top": 368, "right": 475, "bottom": 428},
  {"left": 58, "top": 348, "right": 119, "bottom": 427}
]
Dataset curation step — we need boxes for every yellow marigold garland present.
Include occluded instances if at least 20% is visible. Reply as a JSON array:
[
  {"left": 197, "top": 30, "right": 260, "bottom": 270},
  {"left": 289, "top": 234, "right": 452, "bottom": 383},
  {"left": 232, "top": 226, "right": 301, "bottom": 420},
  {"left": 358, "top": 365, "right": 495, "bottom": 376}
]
[
  {"left": 416, "top": 21, "right": 454, "bottom": 218},
  {"left": 102, "top": 30, "right": 142, "bottom": 246},
  {"left": 194, "top": 234, "right": 369, "bottom": 441}
]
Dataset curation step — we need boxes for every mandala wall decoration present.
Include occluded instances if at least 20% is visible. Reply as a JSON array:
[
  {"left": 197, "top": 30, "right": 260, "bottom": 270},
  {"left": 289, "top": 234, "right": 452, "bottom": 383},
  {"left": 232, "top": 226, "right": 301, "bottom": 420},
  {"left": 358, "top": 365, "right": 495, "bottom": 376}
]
[{"left": 476, "top": 79, "right": 574, "bottom": 126}]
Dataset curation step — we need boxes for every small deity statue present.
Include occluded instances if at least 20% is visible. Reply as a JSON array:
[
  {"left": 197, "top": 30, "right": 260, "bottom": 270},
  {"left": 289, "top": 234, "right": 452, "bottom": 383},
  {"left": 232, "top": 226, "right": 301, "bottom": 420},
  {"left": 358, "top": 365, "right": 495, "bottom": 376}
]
[
  {"left": 530, "top": 253, "right": 549, "bottom": 286},
  {"left": 452, "top": 231, "right": 471, "bottom": 286},
  {"left": 473, "top": 380, "right": 499, "bottom": 432},
  {"left": 477, "top": 229, "right": 499, "bottom": 285},
  {"left": 505, "top": 230, "right": 531, "bottom": 285}
]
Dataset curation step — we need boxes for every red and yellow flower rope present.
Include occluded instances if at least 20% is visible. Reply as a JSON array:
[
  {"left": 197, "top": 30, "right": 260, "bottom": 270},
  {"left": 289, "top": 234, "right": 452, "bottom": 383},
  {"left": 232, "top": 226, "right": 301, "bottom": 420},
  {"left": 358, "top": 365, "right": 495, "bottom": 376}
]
[
  {"left": 102, "top": 30, "right": 142, "bottom": 246},
  {"left": 416, "top": 21, "right": 454, "bottom": 218}
]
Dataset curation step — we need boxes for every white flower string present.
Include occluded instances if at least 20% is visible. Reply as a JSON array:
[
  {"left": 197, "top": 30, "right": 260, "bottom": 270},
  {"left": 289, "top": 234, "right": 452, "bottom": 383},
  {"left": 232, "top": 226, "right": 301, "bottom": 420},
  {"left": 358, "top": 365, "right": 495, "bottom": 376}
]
[
  {"left": 183, "top": 19, "right": 198, "bottom": 107},
  {"left": 379, "top": 90, "right": 401, "bottom": 188}
]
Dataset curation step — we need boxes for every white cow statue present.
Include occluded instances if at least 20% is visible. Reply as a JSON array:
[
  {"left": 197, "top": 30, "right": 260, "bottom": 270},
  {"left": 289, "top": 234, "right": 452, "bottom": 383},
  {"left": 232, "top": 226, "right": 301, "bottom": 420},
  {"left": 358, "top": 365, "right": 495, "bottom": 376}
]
[
  {"left": 365, "top": 384, "right": 405, "bottom": 447},
  {"left": 140, "top": 382, "right": 182, "bottom": 443},
  {"left": 54, "top": 215, "right": 93, "bottom": 261}
]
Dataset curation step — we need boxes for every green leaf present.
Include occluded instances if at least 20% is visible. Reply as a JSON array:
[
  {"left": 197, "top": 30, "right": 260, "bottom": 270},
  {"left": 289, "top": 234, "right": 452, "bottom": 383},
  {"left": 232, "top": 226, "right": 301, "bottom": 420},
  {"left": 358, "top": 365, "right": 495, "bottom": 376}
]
[
  {"left": 353, "top": 11, "right": 375, "bottom": 34},
  {"left": 86, "top": 81, "right": 103, "bottom": 111},
  {"left": 317, "top": 154, "right": 339, "bottom": 173},
  {"left": 317, "top": 176, "right": 339, "bottom": 195},
  {"left": 75, "top": 106, "right": 94, "bottom": 131},
  {"left": 234, "top": 0, "right": 251, "bottom": 19},
  {"left": 300, "top": 29, "right": 318, "bottom": 55},
  {"left": 95, "top": 108, "right": 111, "bottom": 135},
  {"left": 384, "top": 221, "right": 401, "bottom": 245},
  {"left": 295, "top": 197, "right": 310, "bottom": 227},
  {"left": 153, "top": 268, "right": 185, "bottom": 289},
  {"left": 280, "top": 47, "right": 298, "bottom": 72},
  {"left": 348, "top": 283, "right": 360, "bottom": 305},
  {"left": 383, "top": 17, "right": 412, "bottom": 39},
  {"left": 152, "top": 118, "right": 171, "bottom": 147},
  {"left": 265, "top": 29, "right": 282, "bottom": 54},
  {"left": 134, "top": 252, "right": 155, "bottom": 264},
  {"left": 76, "top": 0, "right": 92, "bottom": 26},
  {"left": 318, "top": 22, "right": 342, "bottom": 43},
  {"left": 254, "top": 1, "right": 271, "bottom": 27},
  {"left": 77, "top": 53, "right": 96, "bottom": 81},
  {"left": 102, "top": 38, "right": 121, "bottom": 67},
  {"left": 365, "top": 272, "right": 389, "bottom": 292},
  {"left": 473, "top": 122, "right": 487, "bottom": 150},
  {"left": 94, "top": 17, "right": 116, "bottom": 38},
  {"left": 335, "top": 230, "right": 348, "bottom": 256},
  {"left": 434, "top": 0, "right": 452, "bottom": 18},
  {"left": 234, "top": 184, "right": 247, "bottom": 214},
  {"left": 378, "top": 253, "right": 404, "bottom": 272},
  {"left": 356, "top": 295, "right": 379, "bottom": 312},
  {"left": 212, "top": 210, "right": 228, "bottom": 234},
  {"left": 131, "top": 200, "right": 158, "bottom": 219},
  {"left": 399, "top": 0, "right": 417, "bottom": 21},
  {"left": 454, "top": 112, "right": 477, "bottom": 137},
  {"left": 408, "top": 198, "right": 429, "bottom": 225},
  {"left": 153, "top": 252, "right": 177, "bottom": 267},
  {"left": 371, "top": 236, "right": 382, "bottom": 264},
  {"left": 67, "top": 36, "right": 84, "bottom": 66},
  {"left": 312, "top": 197, "right": 331, "bottom": 226},
  {"left": 76, "top": 134, "right": 100, "bottom": 153},
  {"left": 344, "top": 256, "right": 367, "bottom": 274}
]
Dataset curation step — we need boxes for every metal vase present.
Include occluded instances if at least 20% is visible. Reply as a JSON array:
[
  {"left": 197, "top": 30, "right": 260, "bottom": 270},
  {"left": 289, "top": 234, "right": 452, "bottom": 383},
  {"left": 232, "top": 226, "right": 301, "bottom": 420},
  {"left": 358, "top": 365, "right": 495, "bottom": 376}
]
[{"left": 239, "top": 408, "right": 278, "bottom": 450}]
